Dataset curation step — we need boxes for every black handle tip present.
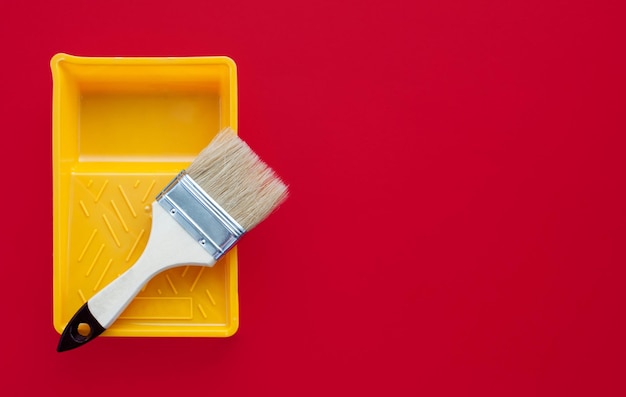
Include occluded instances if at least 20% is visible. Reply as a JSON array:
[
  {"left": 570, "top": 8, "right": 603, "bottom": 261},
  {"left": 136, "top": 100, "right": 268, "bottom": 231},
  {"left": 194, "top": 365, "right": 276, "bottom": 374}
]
[{"left": 57, "top": 302, "right": 106, "bottom": 352}]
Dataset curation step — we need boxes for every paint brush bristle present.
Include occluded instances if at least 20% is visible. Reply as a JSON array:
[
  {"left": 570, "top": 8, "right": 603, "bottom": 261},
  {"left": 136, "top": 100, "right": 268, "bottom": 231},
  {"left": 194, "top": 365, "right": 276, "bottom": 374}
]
[{"left": 186, "top": 128, "right": 288, "bottom": 231}]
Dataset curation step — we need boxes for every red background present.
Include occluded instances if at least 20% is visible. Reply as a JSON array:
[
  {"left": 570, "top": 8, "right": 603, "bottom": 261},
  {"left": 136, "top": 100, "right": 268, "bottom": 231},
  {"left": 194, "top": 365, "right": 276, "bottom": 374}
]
[{"left": 1, "top": 0, "right": 625, "bottom": 395}]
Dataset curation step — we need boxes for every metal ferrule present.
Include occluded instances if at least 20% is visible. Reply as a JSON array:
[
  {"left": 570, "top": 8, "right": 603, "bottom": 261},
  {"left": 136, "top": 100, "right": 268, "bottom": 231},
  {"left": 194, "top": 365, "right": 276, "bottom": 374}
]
[{"left": 156, "top": 171, "right": 245, "bottom": 260}]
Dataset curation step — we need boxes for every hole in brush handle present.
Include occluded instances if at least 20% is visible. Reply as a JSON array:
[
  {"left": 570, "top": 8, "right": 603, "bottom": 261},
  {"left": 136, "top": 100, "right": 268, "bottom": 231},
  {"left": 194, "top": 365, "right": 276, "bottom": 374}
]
[{"left": 57, "top": 302, "right": 106, "bottom": 352}]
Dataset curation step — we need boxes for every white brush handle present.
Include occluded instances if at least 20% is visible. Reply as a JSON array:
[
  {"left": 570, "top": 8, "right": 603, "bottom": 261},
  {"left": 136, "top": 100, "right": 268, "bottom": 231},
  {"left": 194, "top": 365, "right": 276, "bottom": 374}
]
[{"left": 89, "top": 202, "right": 216, "bottom": 328}]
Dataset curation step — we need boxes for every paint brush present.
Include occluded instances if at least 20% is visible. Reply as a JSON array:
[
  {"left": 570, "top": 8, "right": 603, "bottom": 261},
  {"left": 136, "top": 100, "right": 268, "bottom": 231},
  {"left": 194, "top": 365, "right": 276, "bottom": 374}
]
[{"left": 57, "top": 128, "right": 287, "bottom": 352}]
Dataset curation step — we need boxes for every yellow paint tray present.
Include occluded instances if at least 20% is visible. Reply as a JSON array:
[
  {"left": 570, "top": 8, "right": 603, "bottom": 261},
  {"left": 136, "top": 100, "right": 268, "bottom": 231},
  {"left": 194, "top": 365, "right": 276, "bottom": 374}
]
[{"left": 52, "top": 53, "right": 239, "bottom": 337}]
